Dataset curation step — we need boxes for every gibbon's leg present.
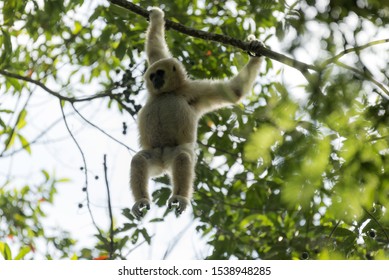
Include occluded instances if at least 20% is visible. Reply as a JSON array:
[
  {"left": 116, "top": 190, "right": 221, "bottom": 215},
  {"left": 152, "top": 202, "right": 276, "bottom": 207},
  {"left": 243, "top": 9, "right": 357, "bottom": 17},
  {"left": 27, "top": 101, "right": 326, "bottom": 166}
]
[
  {"left": 166, "top": 146, "right": 195, "bottom": 215},
  {"left": 146, "top": 7, "right": 171, "bottom": 65},
  {"left": 130, "top": 149, "right": 163, "bottom": 218}
]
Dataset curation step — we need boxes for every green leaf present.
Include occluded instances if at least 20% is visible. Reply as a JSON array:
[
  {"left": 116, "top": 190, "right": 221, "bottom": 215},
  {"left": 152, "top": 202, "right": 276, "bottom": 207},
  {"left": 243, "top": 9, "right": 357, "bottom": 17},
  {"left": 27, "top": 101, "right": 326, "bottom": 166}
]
[
  {"left": 16, "top": 109, "right": 27, "bottom": 130},
  {"left": 14, "top": 246, "right": 31, "bottom": 260},
  {"left": 17, "top": 134, "right": 31, "bottom": 154},
  {"left": 42, "top": 170, "right": 50, "bottom": 181},
  {"left": 4, "top": 131, "right": 16, "bottom": 151},
  {"left": 0, "top": 242, "right": 12, "bottom": 260},
  {"left": 244, "top": 124, "right": 282, "bottom": 163},
  {"left": 139, "top": 228, "right": 151, "bottom": 245},
  {"left": 73, "top": 21, "right": 82, "bottom": 34}
]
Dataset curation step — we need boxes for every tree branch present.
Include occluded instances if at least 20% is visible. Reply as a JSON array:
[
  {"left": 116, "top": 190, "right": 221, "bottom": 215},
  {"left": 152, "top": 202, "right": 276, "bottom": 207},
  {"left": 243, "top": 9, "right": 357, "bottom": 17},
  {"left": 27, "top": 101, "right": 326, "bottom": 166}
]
[
  {"left": 323, "top": 38, "right": 389, "bottom": 66},
  {"left": 109, "top": 0, "right": 389, "bottom": 100},
  {"left": 59, "top": 101, "right": 103, "bottom": 237},
  {"left": 71, "top": 104, "right": 137, "bottom": 153},
  {"left": 109, "top": 0, "right": 318, "bottom": 74},
  {"left": 335, "top": 61, "right": 389, "bottom": 100},
  {"left": 0, "top": 69, "right": 113, "bottom": 103},
  {"left": 103, "top": 154, "right": 115, "bottom": 259}
]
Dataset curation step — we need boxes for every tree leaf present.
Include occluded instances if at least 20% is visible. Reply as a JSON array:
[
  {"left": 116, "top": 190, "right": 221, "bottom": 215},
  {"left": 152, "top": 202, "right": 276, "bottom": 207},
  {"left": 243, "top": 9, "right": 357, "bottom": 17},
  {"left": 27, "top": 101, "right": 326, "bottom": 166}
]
[{"left": 0, "top": 242, "right": 12, "bottom": 260}]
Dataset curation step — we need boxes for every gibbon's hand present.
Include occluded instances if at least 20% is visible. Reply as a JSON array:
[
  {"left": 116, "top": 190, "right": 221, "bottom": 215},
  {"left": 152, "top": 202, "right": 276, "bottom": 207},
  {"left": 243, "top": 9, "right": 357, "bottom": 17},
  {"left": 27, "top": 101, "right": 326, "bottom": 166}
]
[
  {"left": 148, "top": 7, "right": 164, "bottom": 21},
  {"left": 132, "top": 198, "right": 151, "bottom": 219},
  {"left": 247, "top": 35, "right": 265, "bottom": 57}
]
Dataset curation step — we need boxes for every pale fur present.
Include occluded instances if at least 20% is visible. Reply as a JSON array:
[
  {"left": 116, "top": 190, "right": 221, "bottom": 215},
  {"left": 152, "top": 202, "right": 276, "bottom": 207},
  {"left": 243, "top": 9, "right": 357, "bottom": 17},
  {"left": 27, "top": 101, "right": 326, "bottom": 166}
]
[{"left": 130, "top": 7, "right": 263, "bottom": 218}]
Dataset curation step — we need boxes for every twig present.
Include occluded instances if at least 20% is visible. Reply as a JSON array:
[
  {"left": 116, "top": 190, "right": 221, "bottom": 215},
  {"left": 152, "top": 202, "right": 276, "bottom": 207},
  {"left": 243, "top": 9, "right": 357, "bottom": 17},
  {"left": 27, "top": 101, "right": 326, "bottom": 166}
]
[
  {"left": 0, "top": 91, "right": 33, "bottom": 156},
  {"left": 362, "top": 206, "right": 389, "bottom": 242},
  {"left": 323, "top": 38, "right": 389, "bottom": 66},
  {"left": 0, "top": 104, "right": 89, "bottom": 158},
  {"left": 328, "top": 220, "right": 342, "bottom": 239},
  {"left": 71, "top": 103, "right": 136, "bottom": 153},
  {"left": 335, "top": 61, "right": 389, "bottom": 100},
  {"left": 162, "top": 222, "right": 194, "bottom": 260},
  {"left": 103, "top": 154, "right": 115, "bottom": 259},
  {"left": 0, "top": 69, "right": 113, "bottom": 103},
  {"left": 59, "top": 101, "right": 103, "bottom": 236},
  {"left": 124, "top": 234, "right": 155, "bottom": 258}
]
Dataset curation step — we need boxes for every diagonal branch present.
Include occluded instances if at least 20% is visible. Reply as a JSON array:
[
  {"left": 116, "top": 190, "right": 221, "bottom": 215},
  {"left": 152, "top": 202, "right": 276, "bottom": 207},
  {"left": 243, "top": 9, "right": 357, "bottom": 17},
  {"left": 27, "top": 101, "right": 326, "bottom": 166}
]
[
  {"left": 0, "top": 69, "right": 113, "bottom": 103},
  {"left": 323, "top": 38, "right": 389, "bottom": 67},
  {"left": 335, "top": 61, "right": 389, "bottom": 100},
  {"left": 109, "top": 0, "right": 318, "bottom": 74},
  {"left": 71, "top": 104, "right": 136, "bottom": 153},
  {"left": 109, "top": 0, "right": 389, "bottom": 100}
]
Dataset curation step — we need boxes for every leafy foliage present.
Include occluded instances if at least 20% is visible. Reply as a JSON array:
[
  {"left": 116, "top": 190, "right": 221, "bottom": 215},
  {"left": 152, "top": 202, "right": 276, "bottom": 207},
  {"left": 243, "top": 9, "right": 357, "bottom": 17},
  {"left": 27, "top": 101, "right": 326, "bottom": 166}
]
[{"left": 1, "top": 0, "right": 389, "bottom": 259}]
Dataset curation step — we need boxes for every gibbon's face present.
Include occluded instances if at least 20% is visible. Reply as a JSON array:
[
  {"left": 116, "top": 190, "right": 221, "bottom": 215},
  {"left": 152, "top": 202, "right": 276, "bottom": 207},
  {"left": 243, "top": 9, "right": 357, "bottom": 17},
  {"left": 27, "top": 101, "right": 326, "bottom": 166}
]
[{"left": 145, "top": 58, "right": 187, "bottom": 95}]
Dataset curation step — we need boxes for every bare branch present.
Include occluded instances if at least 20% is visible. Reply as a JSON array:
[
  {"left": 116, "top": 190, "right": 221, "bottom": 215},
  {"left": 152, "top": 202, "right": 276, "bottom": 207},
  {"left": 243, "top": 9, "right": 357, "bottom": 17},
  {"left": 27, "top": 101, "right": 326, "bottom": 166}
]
[
  {"left": 108, "top": 0, "right": 318, "bottom": 74},
  {"left": 0, "top": 91, "right": 33, "bottom": 157},
  {"left": 0, "top": 69, "right": 113, "bottom": 103},
  {"left": 323, "top": 38, "right": 389, "bottom": 66},
  {"left": 103, "top": 154, "right": 115, "bottom": 259},
  {"left": 71, "top": 104, "right": 137, "bottom": 153},
  {"left": 335, "top": 61, "right": 389, "bottom": 100},
  {"left": 59, "top": 101, "right": 103, "bottom": 236}
]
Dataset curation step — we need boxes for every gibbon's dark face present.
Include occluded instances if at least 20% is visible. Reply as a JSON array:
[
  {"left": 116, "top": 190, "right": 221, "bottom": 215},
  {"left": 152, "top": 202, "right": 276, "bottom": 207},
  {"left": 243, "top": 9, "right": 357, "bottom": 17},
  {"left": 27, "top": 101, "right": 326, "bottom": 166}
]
[
  {"left": 149, "top": 69, "right": 165, "bottom": 89},
  {"left": 145, "top": 58, "right": 187, "bottom": 95}
]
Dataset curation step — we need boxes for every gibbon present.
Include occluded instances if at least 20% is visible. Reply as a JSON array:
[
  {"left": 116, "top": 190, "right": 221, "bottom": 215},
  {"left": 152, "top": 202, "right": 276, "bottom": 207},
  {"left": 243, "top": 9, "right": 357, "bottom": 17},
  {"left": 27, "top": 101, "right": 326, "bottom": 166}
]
[{"left": 130, "top": 7, "right": 263, "bottom": 218}]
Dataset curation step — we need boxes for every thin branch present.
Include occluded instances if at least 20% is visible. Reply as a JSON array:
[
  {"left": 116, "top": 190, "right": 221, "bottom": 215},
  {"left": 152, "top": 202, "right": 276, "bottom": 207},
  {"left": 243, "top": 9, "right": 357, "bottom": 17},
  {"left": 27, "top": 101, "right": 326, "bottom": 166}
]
[
  {"left": 59, "top": 101, "right": 103, "bottom": 236},
  {"left": 103, "top": 154, "right": 115, "bottom": 259},
  {"left": 328, "top": 220, "right": 342, "bottom": 239},
  {"left": 362, "top": 206, "right": 389, "bottom": 242},
  {"left": 124, "top": 234, "right": 155, "bottom": 258},
  {"left": 335, "top": 61, "right": 389, "bottom": 100},
  {"left": 198, "top": 141, "right": 239, "bottom": 157},
  {"left": 0, "top": 91, "right": 33, "bottom": 157},
  {"left": 108, "top": 0, "right": 318, "bottom": 73},
  {"left": 323, "top": 38, "right": 389, "bottom": 66},
  {"left": 71, "top": 103, "right": 136, "bottom": 153},
  {"left": 162, "top": 222, "right": 194, "bottom": 260},
  {"left": 0, "top": 104, "right": 88, "bottom": 158},
  {"left": 0, "top": 69, "right": 113, "bottom": 103}
]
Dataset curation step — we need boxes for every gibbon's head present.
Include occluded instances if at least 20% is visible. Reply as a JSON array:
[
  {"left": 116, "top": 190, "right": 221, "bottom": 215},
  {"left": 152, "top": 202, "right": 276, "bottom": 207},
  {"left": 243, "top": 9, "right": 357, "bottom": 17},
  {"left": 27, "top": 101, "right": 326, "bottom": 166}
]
[{"left": 144, "top": 58, "right": 187, "bottom": 95}]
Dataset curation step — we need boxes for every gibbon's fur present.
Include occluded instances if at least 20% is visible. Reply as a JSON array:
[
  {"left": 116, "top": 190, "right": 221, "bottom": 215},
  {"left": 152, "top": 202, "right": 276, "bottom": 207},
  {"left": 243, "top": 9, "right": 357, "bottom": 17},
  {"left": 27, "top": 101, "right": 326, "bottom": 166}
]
[{"left": 130, "top": 7, "right": 263, "bottom": 218}]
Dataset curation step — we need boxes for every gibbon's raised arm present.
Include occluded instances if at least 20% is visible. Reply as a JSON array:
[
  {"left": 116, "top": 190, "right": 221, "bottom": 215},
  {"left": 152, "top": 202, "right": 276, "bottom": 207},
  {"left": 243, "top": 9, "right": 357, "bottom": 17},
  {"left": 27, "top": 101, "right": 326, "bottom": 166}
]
[
  {"left": 183, "top": 54, "right": 263, "bottom": 114},
  {"left": 145, "top": 8, "right": 171, "bottom": 65}
]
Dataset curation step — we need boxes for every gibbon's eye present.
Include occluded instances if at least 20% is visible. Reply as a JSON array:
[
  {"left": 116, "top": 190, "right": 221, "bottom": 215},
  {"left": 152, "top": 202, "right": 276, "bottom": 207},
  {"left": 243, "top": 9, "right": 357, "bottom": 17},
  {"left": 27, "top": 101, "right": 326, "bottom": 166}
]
[{"left": 149, "top": 73, "right": 155, "bottom": 81}]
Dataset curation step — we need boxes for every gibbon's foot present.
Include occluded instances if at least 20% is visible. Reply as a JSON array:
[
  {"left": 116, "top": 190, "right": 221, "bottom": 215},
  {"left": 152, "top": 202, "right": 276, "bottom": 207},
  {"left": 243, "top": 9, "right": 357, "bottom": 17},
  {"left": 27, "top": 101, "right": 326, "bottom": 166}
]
[
  {"left": 149, "top": 7, "right": 164, "bottom": 20},
  {"left": 247, "top": 35, "right": 265, "bottom": 57},
  {"left": 168, "top": 195, "right": 190, "bottom": 215},
  {"left": 132, "top": 198, "right": 151, "bottom": 219}
]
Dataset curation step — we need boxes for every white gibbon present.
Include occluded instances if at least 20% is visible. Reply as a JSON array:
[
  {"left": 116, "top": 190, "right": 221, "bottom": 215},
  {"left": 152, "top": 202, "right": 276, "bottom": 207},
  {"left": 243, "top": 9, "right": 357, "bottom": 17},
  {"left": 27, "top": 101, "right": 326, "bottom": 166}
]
[{"left": 130, "top": 7, "right": 263, "bottom": 218}]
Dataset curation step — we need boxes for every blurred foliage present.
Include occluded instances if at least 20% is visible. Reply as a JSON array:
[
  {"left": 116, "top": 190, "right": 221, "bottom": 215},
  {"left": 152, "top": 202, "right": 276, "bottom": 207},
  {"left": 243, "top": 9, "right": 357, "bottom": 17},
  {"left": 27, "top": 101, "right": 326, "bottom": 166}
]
[{"left": 1, "top": 0, "right": 389, "bottom": 259}]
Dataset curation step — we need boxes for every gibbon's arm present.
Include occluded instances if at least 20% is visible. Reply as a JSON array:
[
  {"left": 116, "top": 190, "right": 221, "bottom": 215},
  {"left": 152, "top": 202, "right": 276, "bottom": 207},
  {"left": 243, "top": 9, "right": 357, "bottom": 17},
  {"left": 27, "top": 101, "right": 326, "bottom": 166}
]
[
  {"left": 186, "top": 55, "right": 262, "bottom": 114},
  {"left": 145, "top": 7, "right": 171, "bottom": 65}
]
